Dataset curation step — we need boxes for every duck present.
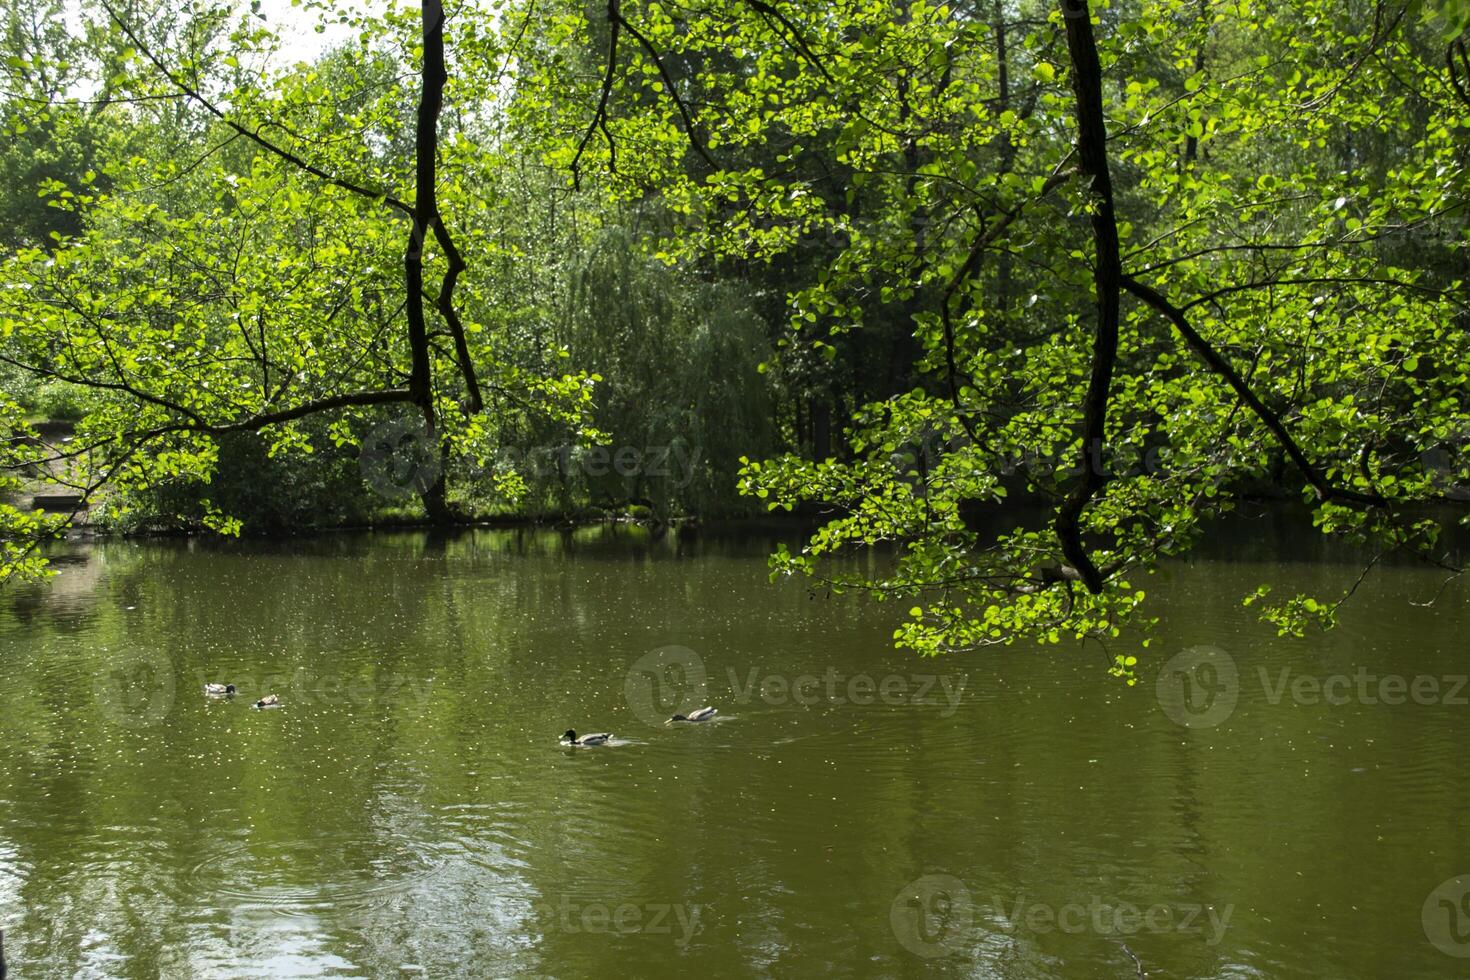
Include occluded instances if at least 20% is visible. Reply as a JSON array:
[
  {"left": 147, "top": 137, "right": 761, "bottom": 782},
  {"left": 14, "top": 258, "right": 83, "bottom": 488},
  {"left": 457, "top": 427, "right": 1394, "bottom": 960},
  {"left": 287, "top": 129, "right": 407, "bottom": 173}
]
[
  {"left": 254, "top": 694, "right": 281, "bottom": 709},
  {"left": 668, "top": 706, "right": 717, "bottom": 723},
  {"left": 561, "top": 729, "right": 613, "bottom": 746},
  {"left": 203, "top": 683, "right": 236, "bottom": 696}
]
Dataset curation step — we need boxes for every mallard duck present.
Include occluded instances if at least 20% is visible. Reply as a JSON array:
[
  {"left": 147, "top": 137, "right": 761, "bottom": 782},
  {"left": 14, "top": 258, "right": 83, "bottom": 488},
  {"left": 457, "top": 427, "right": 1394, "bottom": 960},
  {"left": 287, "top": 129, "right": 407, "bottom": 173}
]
[
  {"left": 203, "top": 683, "right": 236, "bottom": 696},
  {"left": 561, "top": 729, "right": 613, "bottom": 746},
  {"left": 254, "top": 694, "right": 281, "bottom": 709},
  {"left": 668, "top": 706, "right": 717, "bottom": 723}
]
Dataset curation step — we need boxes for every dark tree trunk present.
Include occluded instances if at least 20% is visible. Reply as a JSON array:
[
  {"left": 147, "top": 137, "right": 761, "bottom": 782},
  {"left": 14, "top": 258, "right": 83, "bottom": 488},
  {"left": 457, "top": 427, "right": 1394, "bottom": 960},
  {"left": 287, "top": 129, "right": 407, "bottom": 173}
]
[
  {"left": 420, "top": 439, "right": 456, "bottom": 525},
  {"left": 1054, "top": 0, "right": 1121, "bottom": 593},
  {"left": 405, "top": 0, "right": 477, "bottom": 525},
  {"left": 1183, "top": 0, "right": 1205, "bottom": 165},
  {"left": 994, "top": 0, "right": 1014, "bottom": 318}
]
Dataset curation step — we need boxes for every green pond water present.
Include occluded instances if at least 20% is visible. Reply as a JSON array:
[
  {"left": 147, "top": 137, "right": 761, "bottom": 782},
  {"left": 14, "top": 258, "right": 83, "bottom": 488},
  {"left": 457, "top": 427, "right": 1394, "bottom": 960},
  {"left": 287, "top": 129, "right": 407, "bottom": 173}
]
[{"left": 1, "top": 520, "right": 1468, "bottom": 978}]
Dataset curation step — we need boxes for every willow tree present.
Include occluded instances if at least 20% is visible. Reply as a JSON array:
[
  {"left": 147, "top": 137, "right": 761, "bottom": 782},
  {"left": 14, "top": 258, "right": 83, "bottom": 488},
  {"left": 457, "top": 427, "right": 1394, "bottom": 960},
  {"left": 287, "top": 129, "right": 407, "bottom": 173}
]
[
  {"left": 513, "top": 0, "right": 1470, "bottom": 669},
  {"left": 555, "top": 227, "right": 774, "bottom": 515}
]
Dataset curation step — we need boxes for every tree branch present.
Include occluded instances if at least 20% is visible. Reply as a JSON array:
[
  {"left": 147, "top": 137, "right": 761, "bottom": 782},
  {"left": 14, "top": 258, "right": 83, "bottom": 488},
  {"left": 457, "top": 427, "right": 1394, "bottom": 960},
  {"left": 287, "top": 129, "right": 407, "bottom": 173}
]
[
  {"left": 100, "top": 0, "right": 413, "bottom": 217},
  {"left": 572, "top": 0, "right": 621, "bottom": 190},
  {"left": 1120, "top": 274, "right": 1387, "bottom": 507},
  {"left": 608, "top": 4, "right": 718, "bottom": 173},
  {"left": 740, "top": 0, "right": 834, "bottom": 84},
  {"left": 430, "top": 218, "right": 484, "bottom": 414}
]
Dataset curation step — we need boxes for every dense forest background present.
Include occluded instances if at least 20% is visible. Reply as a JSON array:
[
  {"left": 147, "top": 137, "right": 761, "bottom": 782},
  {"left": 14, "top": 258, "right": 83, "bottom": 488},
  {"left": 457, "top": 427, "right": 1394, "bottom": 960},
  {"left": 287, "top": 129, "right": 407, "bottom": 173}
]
[{"left": 2, "top": 0, "right": 1468, "bottom": 662}]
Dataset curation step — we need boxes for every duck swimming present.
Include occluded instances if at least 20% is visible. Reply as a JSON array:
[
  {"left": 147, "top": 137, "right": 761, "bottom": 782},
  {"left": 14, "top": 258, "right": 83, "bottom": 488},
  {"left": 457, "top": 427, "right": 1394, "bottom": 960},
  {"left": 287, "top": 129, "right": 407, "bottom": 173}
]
[
  {"left": 254, "top": 694, "right": 281, "bottom": 709},
  {"left": 668, "top": 706, "right": 717, "bottom": 723},
  {"left": 561, "top": 729, "right": 613, "bottom": 746},
  {"left": 203, "top": 683, "right": 236, "bottom": 696}
]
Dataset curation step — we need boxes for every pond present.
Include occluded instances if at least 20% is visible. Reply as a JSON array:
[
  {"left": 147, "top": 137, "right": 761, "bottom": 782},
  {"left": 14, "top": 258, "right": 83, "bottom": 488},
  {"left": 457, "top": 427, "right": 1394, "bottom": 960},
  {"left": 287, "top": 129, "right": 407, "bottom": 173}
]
[{"left": 1, "top": 519, "right": 1467, "bottom": 977}]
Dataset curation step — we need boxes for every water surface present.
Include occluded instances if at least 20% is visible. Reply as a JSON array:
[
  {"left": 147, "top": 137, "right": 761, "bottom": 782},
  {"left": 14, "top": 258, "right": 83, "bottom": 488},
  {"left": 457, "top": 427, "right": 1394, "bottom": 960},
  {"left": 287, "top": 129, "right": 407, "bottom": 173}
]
[{"left": 1, "top": 520, "right": 1467, "bottom": 977}]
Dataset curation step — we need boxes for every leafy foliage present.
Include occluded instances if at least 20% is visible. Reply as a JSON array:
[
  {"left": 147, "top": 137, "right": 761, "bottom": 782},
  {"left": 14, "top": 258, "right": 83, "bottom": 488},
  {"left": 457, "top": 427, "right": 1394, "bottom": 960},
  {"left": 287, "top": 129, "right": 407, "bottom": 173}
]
[
  {"left": 514, "top": 0, "right": 1470, "bottom": 654},
  {"left": 1, "top": 0, "right": 1467, "bottom": 669}
]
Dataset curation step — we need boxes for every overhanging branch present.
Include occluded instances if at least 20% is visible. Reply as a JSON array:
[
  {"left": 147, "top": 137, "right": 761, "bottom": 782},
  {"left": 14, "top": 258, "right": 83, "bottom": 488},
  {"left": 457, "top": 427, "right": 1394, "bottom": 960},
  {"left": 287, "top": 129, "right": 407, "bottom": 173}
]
[
  {"left": 101, "top": 0, "right": 413, "bottom": 217},
  {"left": 1120, "top": 273, "right": 1387, "bottom": 507}
]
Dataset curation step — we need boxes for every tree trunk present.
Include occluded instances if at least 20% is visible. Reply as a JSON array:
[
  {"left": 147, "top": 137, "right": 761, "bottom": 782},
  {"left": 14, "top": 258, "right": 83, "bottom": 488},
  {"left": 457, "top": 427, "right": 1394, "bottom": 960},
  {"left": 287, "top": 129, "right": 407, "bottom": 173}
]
[{"left": 1053, "top": 0, "right": 1121, "bottom": 594}]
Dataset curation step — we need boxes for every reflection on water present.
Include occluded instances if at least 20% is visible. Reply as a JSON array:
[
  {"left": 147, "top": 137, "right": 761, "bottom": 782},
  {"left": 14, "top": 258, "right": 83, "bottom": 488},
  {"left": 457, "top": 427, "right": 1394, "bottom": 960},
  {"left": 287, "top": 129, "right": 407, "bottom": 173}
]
[{"left": 0, "top": 518, "right": 1467, "bottom": 978}]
